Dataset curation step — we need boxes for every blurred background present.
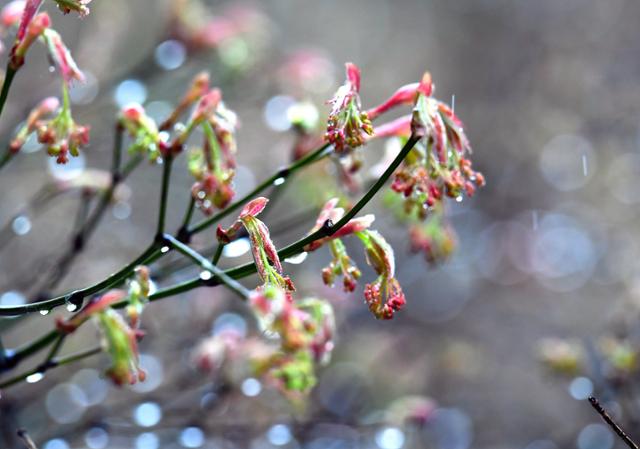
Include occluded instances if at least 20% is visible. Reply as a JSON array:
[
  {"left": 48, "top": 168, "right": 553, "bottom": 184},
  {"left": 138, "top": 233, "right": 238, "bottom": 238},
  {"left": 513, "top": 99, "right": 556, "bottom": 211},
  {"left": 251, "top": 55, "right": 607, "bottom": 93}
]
[{"left": 1, "top": 0, "right": 640, "bottom": 448}]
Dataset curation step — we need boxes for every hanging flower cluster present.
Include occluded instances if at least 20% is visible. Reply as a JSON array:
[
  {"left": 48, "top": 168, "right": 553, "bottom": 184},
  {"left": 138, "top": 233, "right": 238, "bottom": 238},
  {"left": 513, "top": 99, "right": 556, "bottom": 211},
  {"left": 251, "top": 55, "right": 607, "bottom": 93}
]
[
  {"left": 304, "top": 198, "right": 373, "bottom": 292},
  {"left": 166, "top": 73, "right": 239, "bottom": 214},
  {"left": 217, "top": 197, "right": 295, "bottom": 298},
  {"left": 249, "top": 286, "right": 335, "bottom": 394},
  {"left": 302, "top": 198, "right": 405, "bottom": 319},
  {"left": 408, "top": 206, "right": 457, "bottom": 264},
  {"left": 4, "top": 0, "right": 90, "bottom": 163},
  {"left": 325, "top": 63, "right": 373, "bottom": 154},
  {"left": 119, "top": 104, "right": 164, "bottom": 161},
  {"left": 356, "top": 230, "right": 406, "bottom": 320},
  {"left": 371, "top": 73, "right": 485, "bottom": 217},
  {"left": 55, "top": 266, "right": 152, "bottom": 385}
]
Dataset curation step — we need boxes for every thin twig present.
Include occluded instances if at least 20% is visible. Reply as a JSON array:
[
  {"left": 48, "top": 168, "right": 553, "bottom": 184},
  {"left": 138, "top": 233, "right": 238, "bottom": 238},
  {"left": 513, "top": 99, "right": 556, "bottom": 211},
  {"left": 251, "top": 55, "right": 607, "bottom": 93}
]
[
  {"left": 589, "top": 396, "right": 639, "bottom": 449},
  {"left": 16, "top": 429, "right": 38, "bottom": 449}
]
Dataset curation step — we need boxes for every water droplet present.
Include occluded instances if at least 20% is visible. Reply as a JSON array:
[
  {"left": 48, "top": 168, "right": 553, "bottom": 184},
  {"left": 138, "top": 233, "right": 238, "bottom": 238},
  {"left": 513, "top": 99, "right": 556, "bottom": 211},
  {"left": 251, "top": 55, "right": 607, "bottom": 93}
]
[
  {"left": 48, "top": 65, "right": 56, "bottom": 73},
  {"left": 12, "top": 215, "right": 32, "bottom": 235},
  {"left": 451, "top": 94, "right": 456, "bottom": 113},
  {"left": 160, "top": 246, "right": 170, "bottom": 254},
  {"left": 133, "top": 402, "right": 162, "bottom": 427},
  {"left": 66, "top": 303, "right": 78, "bottom": 312},
  {"left": 376, "top": 427, "right": 405, "bottom": 449},
  {"left": 26, "top": 372, "right": 44, "bottom": 383},
  {"left": 114, "top": 79, "right": 147, "bottom": 108},
  {"left": 273, "top": 177, "right": 286, "bottom": 186},
  {"left": 222, "top": 238, "right": 250, "bottom": 258},
  {"left": 85, "top": 427, "right": 109, "bottom": 449},
  {"left": 285, "top": 252, "right": 308, "bottom": 265},
  {"left": 135, "top": 432, "right": 159, "bottom": 449},
  {"left": 39, "top": 309, "right": 50, "bottom": 316},
  {"left": 582, "top": 154, "right": 589, "bottom": 177},
  {"left": 154, "top": 40, "right": 186, "bottom": 71},
  {"left": 241, "top": 378, "right": 261, "bottom": 397},
  {"left": 569, "top": 376, "right": 593, "bottom": 400},
  {"left": 44, "top": 439, "right": 70, "bottom": 449},
  {"left": 0, "top": 291, "right": 26, "bottom": 306},
  {"left": 179, "top": 426, "right": 205, "bottom": 448},
  {"left": 199, "top": 271, "right": 212, "bottom": 281},
  {"left": 455, "top": 196, "right": 463, "bottom": 203},
  {"left": 267, "top": 424, "right": 292, "bottom": 446}
]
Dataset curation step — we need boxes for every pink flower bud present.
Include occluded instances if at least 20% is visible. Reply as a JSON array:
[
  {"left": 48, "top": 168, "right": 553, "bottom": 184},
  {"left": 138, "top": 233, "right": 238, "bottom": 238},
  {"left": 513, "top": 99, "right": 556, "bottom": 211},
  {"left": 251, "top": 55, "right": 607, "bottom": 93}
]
[
  {"left": 1, "top": 1, "right": 26, "bottom": 27},
  {"left": 371, "top": 115, "right": 412, "bottom": 139},
  {"left": 367, "top": 83, "right": 419, "bottom": 121},
  {"left": 240, "top": 196, "right": 268, "bottom": 218},
  {"left": 324, "top": 63, "right": 373, "bottom": 154},
  {"left": 42, "top": 28, "right": 84, "bottom": 84},
  {"left": 345, "top": 62, "right": 361, "bottom": 91}
]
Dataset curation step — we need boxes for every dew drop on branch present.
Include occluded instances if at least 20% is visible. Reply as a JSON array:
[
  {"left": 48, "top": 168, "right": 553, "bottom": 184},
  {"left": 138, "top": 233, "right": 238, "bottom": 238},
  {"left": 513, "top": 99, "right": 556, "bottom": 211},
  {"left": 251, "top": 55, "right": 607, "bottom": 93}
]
[
  {"left": 12, "top": 215, "right": 32, "bottom": 236},
  {"left": 26, "top": 372, "right": 44, "bottom": 383}
]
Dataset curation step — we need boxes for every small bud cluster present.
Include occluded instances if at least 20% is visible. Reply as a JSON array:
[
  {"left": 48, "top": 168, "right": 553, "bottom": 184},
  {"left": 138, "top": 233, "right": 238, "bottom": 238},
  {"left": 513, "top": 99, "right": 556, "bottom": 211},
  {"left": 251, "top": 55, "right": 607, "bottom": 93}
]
[
  {"left": 303, "top": 199, "right": 406, "bottom": 319},
  {"left": 356, "top": 230, "right": 406, "bottom": 320},
  {"left": 55, "top": 267, "right": 153, "bottom": 386},
  {"left": 4, "top": 0, "right": 90, "bottom": 163},
  {"left": 119, "top": 104, "right": 164, "bottom": 161},
  {"left": 325, "top": 63, "right": 373, "bottom": 155},
  {"left": 218, "top": 197, "right": 295, "bottom": 297},
  {"left": 408, "top": 208, "right": 457, "bottom": 265},
  {"left": 249, "top": 286, "right": 335, "bottom": 394},
  {"left": 164, "top": 73, "right": 239, "bottom": 214}
]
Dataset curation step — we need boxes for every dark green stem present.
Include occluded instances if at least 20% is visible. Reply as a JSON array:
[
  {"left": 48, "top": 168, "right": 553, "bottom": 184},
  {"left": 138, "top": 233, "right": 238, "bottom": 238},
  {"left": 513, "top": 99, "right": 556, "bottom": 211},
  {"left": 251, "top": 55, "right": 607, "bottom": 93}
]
[
  {"left": 0, "top": 66, "right": 16, "bottom": 121},
  {"left": 0, "top": 243, "right": 161, "bottom": 316},
  {"left": 188, "top": 143, "right": 331, "bottom": 236},
  {"left": 0, "top": 346, "right": 102, "bottom": 389},
  {"left": 212, "top": 244, "right": 224, "bottom": 265},
  {"left": 163, "top": 234, "right": 249, "bottom": 299},
  {"left": 152, "top": 135, "right": 420, "bottom": 297},
  {"left": 156, "top": 155, "right": 173, "bottom": 237}
]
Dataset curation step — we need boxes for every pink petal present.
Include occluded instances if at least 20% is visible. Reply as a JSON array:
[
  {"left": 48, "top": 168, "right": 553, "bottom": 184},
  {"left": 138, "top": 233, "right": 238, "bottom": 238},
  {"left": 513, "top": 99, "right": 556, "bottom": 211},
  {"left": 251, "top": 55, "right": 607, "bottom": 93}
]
[
  {"left": 372, "top": 115, "right": 412, "bottom": 139},
  {"left": 239, "top": 197, "right": 268, "bottom": 218},
  {"left": 16, "top": 0, "right": 42, "bottom": 41},
  {"left": 345, "top": 62, "right": 361, "bottom": 92},
  {"left": 367, "top": 83, "right": 419, "bottom": 120}
]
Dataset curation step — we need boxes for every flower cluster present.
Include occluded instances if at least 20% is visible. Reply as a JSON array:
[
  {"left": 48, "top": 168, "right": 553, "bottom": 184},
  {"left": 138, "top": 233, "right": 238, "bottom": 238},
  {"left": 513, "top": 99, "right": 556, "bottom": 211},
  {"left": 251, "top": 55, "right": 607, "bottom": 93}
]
[
  {"left": 303, "top": 198, "right": 406, "bottom": 319},
  {"left": 4, "top": 0, "right": 90, "bottom": 163},
  {"left": 249, "top": 286, "right": 335, "bottom": 394},
  {"left": 304, "top": 198, "right": 373, "bottom": 292},
  {"left": 356, "top": 230, "right": 406, "bottom": 320},
  {"left": 56, "top": 267, "right": 152, "bottom": 385},
  {"left": 218, "top": 197, "right": 295, "bottom": 297},
  {"left": 166, "top": 73, "right": 239, "bottom": 214},
  {"left": 325, "top": 63, "right": 373, "bottom": 155},
  {"left": 408, "top": 208, "right": 457, "bottom": 265},
  {"left": 372, "top": 73, "right": 485, "bottom": 217},
  {"left": 119, "top": 104, "right": 164, "bottom": 161}
]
